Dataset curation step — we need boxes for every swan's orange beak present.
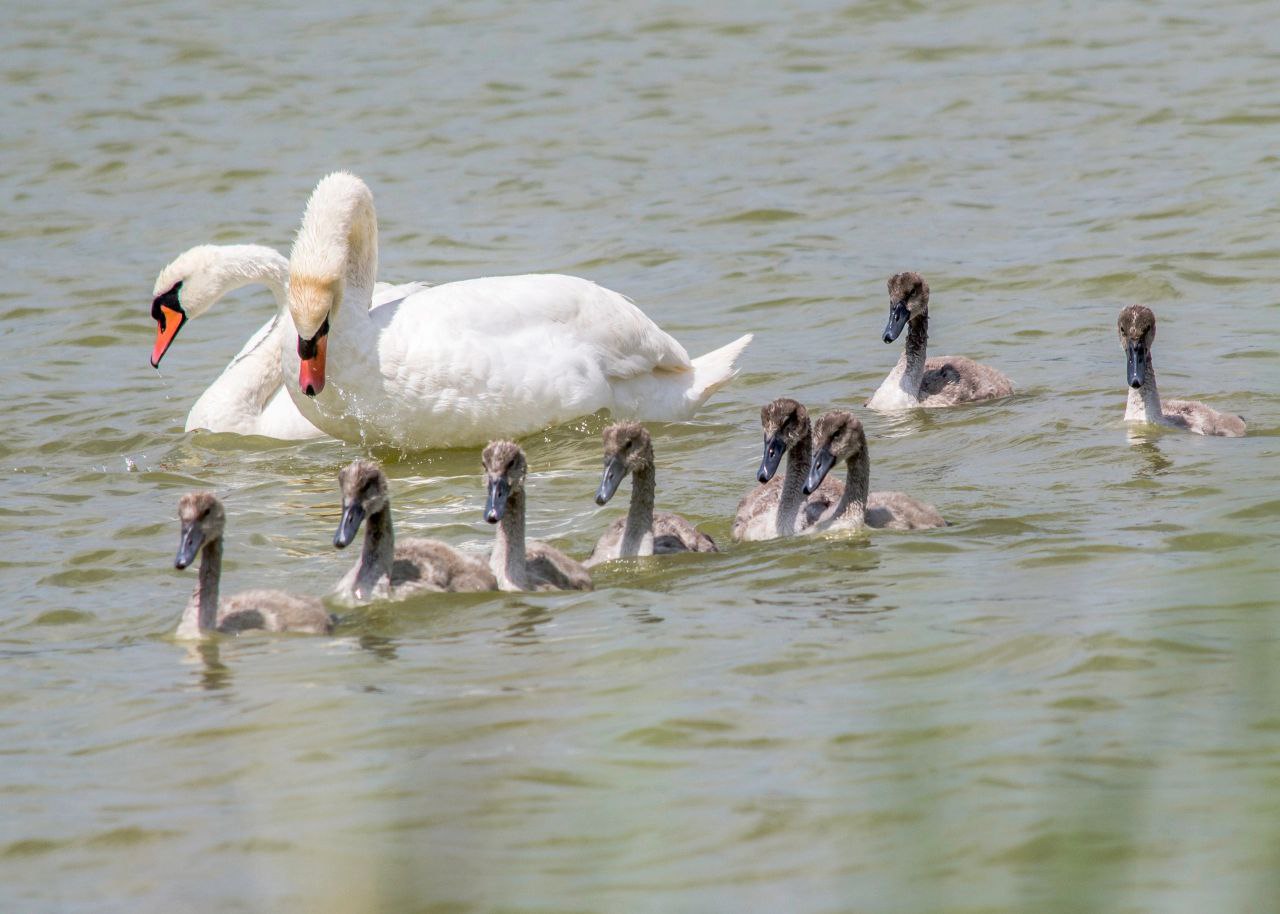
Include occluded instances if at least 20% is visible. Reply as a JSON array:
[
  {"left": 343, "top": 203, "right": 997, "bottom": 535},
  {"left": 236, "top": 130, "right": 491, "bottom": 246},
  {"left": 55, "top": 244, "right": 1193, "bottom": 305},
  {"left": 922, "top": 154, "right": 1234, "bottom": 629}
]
[
  {"left": 150, "top": 304, "right": 186, "bottom": 368},
  {"left": 298, "top": 322, "right": 329, "bottom": 396}
]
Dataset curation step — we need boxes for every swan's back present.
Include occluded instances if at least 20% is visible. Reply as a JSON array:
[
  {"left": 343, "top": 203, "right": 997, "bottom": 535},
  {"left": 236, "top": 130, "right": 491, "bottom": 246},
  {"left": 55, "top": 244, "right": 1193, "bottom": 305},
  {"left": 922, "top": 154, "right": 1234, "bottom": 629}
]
[
  {"left": 918, "top": 356, "right": 1015, "bottom": 407},
  {"left": 592, "top": 511, "right": 718, "bottom": 561},
  {"left": 217, "top": 590, "right": 335, "bottom": 634},
  {"left": 390, "top": 538, "right": 497, "bottom": 593},
  {"left": 864, "top": 492, "right": 946, "bottom": 530},
  {"left": 1159, "top": 399, "right": 1246, "bottom": 438},
  {"left": 526, "top": 541, "right": 593, "bottom": 591},
  {"left": 378, "top": 274, "right": 692, "bottom": 377},
  {"left": 652, "top": 511, "right": 717, "bottom": 554}
]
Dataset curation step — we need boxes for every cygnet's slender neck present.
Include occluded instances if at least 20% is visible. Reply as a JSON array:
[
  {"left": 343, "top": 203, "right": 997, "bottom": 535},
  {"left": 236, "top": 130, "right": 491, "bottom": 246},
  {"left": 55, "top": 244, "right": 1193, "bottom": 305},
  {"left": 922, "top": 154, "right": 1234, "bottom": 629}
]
[
  {"left": 353, "top": 505, "right": 396, "bottom": 597},
  {"left": 620, "top": 464, "right": 656, "bottom": 556},
  {"left": 178, "top": 537, "right": 222, "bottom": 637},
  {"left": 775, "top": 434, "right": 813, "bottom": 535},
  {"left": 827, "top": 447, "right": 871, "bottom": 529},
  {"left": 491, "top": 490, "right": 529, "bottom": 590},
  {"left": 898, "top": 313, "right": 930, "bottom": 398},
  {"left": 1125, "top": 349, "right": 1163, "bottom": 422}
]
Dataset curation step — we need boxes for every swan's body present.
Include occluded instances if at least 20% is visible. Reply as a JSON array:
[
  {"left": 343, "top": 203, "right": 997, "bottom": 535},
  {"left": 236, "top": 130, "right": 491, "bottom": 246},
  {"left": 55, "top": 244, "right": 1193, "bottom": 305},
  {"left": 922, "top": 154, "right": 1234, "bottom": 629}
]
[
  {"left": 482, "top": 441, "right": 592, "bottom": 592},
  {"left": 173, "top": 492, "right": 333, "bottom": 638},
  {"left": 149, "top": 244, "right": 425, "bottom": 440},
  {"left": 1119, "top": 305, "right": 1246, "bottom": 438},
  {"left": 586, "top": 422, "right": 716, "bottom": 566},
  {"left": 332, "top": 460, "right": 496, "bottom": 604},
  {"left": 867, "top": 272, "right": 1013, "bottom": 410},
  {"left": 733, "top": 398, "right": 843, "bottom": 542},
  {"left": 282, "top": 172, "right": 752, "bottom": 449},
  {"left": 803, "top": 412, "right": 946, "bottom": 534}
]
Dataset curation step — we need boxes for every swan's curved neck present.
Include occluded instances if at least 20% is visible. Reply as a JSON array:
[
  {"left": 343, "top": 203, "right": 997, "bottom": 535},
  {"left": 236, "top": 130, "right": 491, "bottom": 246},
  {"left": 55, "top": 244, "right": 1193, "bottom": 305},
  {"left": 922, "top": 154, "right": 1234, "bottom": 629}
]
[
  {"left": 292, "top": 178, "right": 380, "bottom": 337},
  {"left": 331, "top": 201, "right": 379, "bottom": 328},
  {"left": 776, "top": 435, "right": 813, "bottom": 536},
  {"left": 492, "top": 492, "right": 529, "bottom": 590},
  {"left": 829, "top": 449, "right": 870, "bottom": 528},
  {"left": 200, "top": 245, "right": 289, "bottom": 314},
  {"left": 620, "top": 465, "right": 656, "bottom": 557},
  {"left": 178, "top": 538, "right": 222, "bottom": 637},
  {"left": 354, "top": 506, "right": 395, "bottom": 598},
  {"left": 1126, "top": 351, "right": 1163, "bottom": 422}
]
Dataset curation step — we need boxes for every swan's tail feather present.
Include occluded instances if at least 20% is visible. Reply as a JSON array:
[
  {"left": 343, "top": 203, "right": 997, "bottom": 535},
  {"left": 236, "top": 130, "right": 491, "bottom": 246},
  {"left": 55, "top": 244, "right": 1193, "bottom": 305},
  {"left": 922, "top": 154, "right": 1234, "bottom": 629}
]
[{"left": 686, "top": 333, "right": 753, "bottom": 410}]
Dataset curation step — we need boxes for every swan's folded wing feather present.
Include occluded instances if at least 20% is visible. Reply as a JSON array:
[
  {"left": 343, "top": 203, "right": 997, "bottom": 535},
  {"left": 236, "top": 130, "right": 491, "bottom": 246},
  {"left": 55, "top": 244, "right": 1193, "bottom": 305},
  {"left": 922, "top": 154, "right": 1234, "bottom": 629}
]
[
  {"left": 372, "top": 280, "right": 431, "bottom": 310},
  {"left": 379, "top": 274, "right": 692, "bottom": 380}
]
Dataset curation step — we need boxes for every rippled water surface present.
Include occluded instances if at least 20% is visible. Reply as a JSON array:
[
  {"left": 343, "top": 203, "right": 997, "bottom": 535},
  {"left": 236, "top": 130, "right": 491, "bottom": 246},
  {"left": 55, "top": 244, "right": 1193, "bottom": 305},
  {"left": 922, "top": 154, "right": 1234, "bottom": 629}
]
[{"left": 3, "top": 0, "right": 1280, "bottom": 910}]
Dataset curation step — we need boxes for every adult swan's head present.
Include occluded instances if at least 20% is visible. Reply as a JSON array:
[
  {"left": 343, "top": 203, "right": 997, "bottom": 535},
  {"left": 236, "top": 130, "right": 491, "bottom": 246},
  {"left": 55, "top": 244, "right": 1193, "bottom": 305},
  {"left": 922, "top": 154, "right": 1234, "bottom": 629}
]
[{"left": 287, "top": 172, "right": 380, "bottom": 396}]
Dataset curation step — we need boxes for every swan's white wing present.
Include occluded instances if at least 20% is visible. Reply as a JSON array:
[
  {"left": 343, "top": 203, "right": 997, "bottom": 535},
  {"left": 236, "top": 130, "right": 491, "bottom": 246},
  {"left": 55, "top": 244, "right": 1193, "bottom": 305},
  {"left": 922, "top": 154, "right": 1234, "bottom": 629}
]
[
  {"left": 372, "top": 280, "right": 430, "bottom": 309},
  {"left": 377, "top": 275, "right": 692, "bottom": 380}
]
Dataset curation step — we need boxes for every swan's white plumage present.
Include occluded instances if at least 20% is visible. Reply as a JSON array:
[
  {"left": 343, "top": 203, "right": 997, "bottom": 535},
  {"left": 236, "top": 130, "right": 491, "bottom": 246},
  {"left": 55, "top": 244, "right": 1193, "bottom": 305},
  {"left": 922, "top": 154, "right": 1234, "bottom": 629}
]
[
  {"left": 155, "top": 243, "right": 424, "bottom": 440},
  {"left": 282, "top": 172, "right": 752, "bottom": 448}
]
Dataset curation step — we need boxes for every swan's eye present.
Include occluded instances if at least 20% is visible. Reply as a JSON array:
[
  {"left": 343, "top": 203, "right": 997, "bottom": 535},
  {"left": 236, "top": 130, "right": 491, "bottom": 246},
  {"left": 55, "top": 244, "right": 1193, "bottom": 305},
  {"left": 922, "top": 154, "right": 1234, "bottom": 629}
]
[{"left": 152, "top": 281, "right": 184, "bottom": 327}]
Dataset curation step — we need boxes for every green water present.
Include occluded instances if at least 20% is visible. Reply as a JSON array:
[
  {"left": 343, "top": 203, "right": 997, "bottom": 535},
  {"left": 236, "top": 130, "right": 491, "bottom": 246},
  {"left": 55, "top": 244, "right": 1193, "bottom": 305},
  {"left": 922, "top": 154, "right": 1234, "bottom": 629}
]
[{"left": 2, "top": 0, "right": 1279, "bottom": 910}]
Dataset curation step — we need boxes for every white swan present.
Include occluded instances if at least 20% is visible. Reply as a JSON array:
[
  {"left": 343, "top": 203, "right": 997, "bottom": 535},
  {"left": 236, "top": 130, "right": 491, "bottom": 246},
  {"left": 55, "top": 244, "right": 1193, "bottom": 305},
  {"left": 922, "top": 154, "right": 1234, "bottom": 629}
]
[
  {"left": 280, "top": 172, "right": 754, "bottom": 449},
  {"left": 149, "top": 244, "right": 426, "bottom": 440}
]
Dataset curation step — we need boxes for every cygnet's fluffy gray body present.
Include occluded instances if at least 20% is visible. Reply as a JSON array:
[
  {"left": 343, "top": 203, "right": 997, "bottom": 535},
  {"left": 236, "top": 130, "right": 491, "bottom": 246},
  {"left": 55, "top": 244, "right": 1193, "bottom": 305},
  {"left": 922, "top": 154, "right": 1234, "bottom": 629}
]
[
  {"left": 586, "top": 422, "right": 716, "bottom": 566},
  {"left": 173, "top": 492, "right": 333, "bottom": 638}
]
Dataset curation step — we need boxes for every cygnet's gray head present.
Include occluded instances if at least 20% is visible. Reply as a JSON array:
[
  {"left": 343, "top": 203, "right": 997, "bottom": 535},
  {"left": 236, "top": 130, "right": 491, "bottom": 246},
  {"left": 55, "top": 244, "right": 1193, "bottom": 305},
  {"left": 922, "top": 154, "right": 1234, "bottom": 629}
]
[
  {"left": 804, "top": 410, "right": 867, "bottom": 494},
  {"left": 757, "top": 397, "right": 811, "bottom": 484},
  {"left": 175, "top": 491, "right": 226, "bottom": 569},
  {"left": 334, "top": 459, "right": 389, "bottom": 548},
  {"left": 482, "top": 440, "right": 527, "bottom": 523},
  {"left": 595, "top": 422, "right": 654, "bottom": 505},
  {"left": 882, "top": 271, "right": 930, "bottom": 343},
  {"left": 1118, "top": 304, "right": 1157, "bottom": 389}
]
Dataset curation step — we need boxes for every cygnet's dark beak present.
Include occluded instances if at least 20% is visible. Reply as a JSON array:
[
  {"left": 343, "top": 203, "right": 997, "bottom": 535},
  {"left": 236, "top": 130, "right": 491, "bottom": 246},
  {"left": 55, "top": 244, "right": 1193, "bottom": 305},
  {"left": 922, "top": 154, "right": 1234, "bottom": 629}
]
[
  {"left": 1126, "top": 340, "right": 1146, "bottom": 389},
  {"left": 333, "top": 500, "right": 365, "bottom": 548},
  {"left": 882, "top": 301, "right": 910, "bottom": 343},
  {"left": 484, "top": 477, "right": 511, "bottom": 524},
  {"left": 595, "top": 455, "right": 626, "bottom": 506},
  {"left": 757, "top": 434, "right": 787, "bottom": 483},
  {"left": 174, "top": 523, "right": 204, "bottom": 569},
  {"left": 805, "top": 447, "right": 838, "bottom": 495}
]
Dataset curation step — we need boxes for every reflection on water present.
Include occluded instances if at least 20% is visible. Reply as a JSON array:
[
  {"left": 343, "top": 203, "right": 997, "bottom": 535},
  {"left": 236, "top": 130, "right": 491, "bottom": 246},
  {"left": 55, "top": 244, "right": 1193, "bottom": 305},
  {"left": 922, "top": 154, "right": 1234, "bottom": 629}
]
[
  {"left": 1126, "top": 430, "right": 1175, "bottom": 476},
  {"left": 503, "top": 603, "right": 557, "bottom": 645},
  {"left": 1, "top": 0, "right": 1279, "bottom": 910},
  {"left": 184, "top": 639, "right": 231, "bottom": 691},
  {"left": 356, "top": 633, "right": 400, "bottom": 662}
]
